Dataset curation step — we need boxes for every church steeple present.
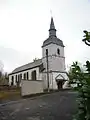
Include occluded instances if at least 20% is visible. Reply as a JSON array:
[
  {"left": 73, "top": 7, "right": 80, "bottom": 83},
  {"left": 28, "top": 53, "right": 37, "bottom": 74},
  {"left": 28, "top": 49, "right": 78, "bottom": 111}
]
[
  {"left": 49, "top": 17, "right": 56, "bottom": 37},
  {"left": 42, "top": 17, "right": 64, "bottom": 48}
]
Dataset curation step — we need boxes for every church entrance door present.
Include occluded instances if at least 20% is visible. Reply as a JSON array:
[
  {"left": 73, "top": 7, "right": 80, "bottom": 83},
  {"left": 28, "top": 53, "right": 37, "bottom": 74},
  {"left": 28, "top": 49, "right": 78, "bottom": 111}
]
[{"left": 57, "top": 81, "right": 63, "bottom": 89}]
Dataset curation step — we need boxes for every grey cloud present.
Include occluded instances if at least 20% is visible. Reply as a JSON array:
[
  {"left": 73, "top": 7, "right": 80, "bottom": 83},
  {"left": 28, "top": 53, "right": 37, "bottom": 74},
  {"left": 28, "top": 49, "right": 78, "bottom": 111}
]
[{"left": 0, "top": 46, "right": 32, "bottom": 73}]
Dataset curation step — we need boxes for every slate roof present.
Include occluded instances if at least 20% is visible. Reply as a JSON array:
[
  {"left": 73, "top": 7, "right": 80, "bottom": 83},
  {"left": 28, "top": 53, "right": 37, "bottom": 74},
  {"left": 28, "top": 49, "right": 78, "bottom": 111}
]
[
  {"left": 9, "top": 59, "right": 42, "bottom": 75},
  {"left": 42, "top": 36, "right": 64, "bottom": 47}
]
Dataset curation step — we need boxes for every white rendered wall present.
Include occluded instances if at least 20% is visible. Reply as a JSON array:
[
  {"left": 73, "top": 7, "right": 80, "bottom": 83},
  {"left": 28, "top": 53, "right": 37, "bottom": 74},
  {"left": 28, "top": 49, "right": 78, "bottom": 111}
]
[
  {"left": 52, "top": 72, "right": 69, "bottom": 89},
  {"left": 42, "top": 71, "right": 69, "bottom": 90},
  {"left": 21, "top": 80, "right": 43, "bottom": 96},
  {"left": 9, "top": 67, "right": 42, "bottom": 86},
  {"left": 42, "top": 43, "right": 65, "bottom": 72}
]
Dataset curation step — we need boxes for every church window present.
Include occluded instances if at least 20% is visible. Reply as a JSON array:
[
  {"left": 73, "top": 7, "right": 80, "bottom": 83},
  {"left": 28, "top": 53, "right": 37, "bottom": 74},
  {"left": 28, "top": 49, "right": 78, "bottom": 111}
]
[
  {"left": 31, "top": 70, "right": 36, "bottom": 80},
  {"left": 11, "top": 76, "right": 14, "bottom": 86},
  {"left": 15, "top": 75, "right": 17, "bottom": 83},
  {"left": 20, "top": 74, "right": 22, "bottom": 80},
  {"left": 12, "top": 76, "right": 14, "bottom": 80},
  {"left": 46, "top": 49, "right": 48, "bottom": 56},
  {"left": 57, "top": 48, "right": 60, "bottom": 55},
  {"left": 18, "top": 75, "right": 20, "bottom": 81},
  {"left": 24, "top": 73, "right": 26, "bottom": 80},
  {"left": 27, "top": 72, "right": 28, "bottom": 80}
]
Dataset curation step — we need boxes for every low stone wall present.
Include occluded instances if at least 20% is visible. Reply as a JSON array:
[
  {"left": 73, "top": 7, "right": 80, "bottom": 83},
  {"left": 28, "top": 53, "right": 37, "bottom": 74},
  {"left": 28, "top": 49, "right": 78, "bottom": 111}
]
[{"left": 21, "top": 80, "right": 43, "bottom": 96}]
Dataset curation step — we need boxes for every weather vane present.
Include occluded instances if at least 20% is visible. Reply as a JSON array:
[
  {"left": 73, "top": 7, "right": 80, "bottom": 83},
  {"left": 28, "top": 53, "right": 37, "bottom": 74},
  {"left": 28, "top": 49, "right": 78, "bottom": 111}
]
[{"left": 50, "top": 10, "right": 52, "bottom": 17}]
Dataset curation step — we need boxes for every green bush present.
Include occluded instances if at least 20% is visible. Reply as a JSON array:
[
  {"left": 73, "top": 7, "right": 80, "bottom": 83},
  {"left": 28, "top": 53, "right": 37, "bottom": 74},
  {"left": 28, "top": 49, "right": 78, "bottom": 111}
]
[{"left": 68, "top": 61, "right": 90, "bottom": 120}]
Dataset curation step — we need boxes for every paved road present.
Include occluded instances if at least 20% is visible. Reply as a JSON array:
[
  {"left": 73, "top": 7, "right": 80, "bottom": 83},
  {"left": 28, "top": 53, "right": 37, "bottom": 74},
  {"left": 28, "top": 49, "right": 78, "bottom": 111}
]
[{"left": 0, "top": 91, "right": 77, "bottom": 120}]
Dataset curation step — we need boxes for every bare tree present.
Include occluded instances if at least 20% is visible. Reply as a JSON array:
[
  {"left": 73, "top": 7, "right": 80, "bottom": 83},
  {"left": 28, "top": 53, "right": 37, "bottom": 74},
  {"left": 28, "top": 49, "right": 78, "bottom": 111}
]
[
  {"left": 0, "top": 61, "right": 9, "bottom": 85},
  {"left": 0, "top": 60, "right": 3, "bottom": 79}
]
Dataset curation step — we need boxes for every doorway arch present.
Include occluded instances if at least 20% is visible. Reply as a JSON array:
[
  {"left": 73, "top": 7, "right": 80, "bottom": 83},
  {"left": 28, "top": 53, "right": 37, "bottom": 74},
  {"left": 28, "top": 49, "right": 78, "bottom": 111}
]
[{"left": 55, "top": 74, "right": 65, "bottom": 89}]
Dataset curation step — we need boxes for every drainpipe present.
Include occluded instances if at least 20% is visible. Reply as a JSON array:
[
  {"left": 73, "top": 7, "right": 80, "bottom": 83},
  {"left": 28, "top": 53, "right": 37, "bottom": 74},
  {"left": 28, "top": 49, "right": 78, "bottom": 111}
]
[{"left": 46, "top": 49, "right": 49, "bottom": 92}]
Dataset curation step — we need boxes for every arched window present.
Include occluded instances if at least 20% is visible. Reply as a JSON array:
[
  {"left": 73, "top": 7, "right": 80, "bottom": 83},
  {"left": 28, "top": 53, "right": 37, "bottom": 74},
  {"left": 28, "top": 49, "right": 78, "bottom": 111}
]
[
  {"left": 57, "top": 48, "right": 60, "bottom": 55},
  {"left": 16, "top": 75, "right": 20, "bottom": 86},
  {"left": 18, "top": 75, "right": 20, "bottom": 81},
  {"left": 46, "top": 49, "right": 48, "bottom": 56},
  {"left": 11, "top": 76, "right": 14, "bottom": 86},
  {"left": 31, "top": 70, "right": 36, "bottom": 80},
  {"left": 24, "top": 73, "right": 26, "bottom": 80},
  {"left": 27, "top": 72, "right": 28, "bottom": 80},
  {"left": 15, "top": 75, "right": 17, "bottom": 83},
  {"left": 20, "top": 74, "right": 22, "bottom": 81}
]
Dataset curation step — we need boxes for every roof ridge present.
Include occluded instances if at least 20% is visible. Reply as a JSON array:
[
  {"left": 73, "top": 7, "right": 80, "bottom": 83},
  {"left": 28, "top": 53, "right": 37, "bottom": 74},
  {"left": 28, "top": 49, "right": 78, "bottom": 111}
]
[{"left": 11, "top": 59, "right": 42, "bottom": 73}]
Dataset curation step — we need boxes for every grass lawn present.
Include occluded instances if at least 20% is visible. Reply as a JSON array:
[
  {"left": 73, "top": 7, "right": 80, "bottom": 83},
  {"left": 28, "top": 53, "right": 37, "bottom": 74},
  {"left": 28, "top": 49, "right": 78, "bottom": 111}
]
[{"left": 0, "top": 88, "right": 21, "bottom": 101}]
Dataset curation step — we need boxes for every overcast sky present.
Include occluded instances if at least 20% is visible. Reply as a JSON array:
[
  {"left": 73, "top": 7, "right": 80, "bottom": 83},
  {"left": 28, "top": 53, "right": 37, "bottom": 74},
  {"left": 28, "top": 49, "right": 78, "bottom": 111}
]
[{"left": 0, "top": 0, "right": 90, "bottom": 73}]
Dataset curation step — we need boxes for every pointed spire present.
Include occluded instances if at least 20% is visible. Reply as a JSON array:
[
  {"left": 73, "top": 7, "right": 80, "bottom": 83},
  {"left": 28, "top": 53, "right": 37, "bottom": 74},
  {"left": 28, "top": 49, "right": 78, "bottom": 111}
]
[
  {"left": 49, "top": 17, "right": 56, "bottom": 37},
  {"left": 50, "top": 17, "right": 55, "bottom": 30}
]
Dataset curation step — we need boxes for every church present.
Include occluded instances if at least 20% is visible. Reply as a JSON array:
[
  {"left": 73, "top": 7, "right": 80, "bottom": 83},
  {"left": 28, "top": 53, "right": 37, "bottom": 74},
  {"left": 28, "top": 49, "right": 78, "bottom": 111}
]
[{"left": 9, "top": 17, "right": 69, "bottom": 90}]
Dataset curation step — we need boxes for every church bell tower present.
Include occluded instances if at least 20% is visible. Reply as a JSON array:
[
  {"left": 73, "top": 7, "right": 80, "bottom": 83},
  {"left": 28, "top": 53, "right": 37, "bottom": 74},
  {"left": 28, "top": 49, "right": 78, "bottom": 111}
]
[{"left": 42, "top": 17, "right": 65, "bottom": 72}]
